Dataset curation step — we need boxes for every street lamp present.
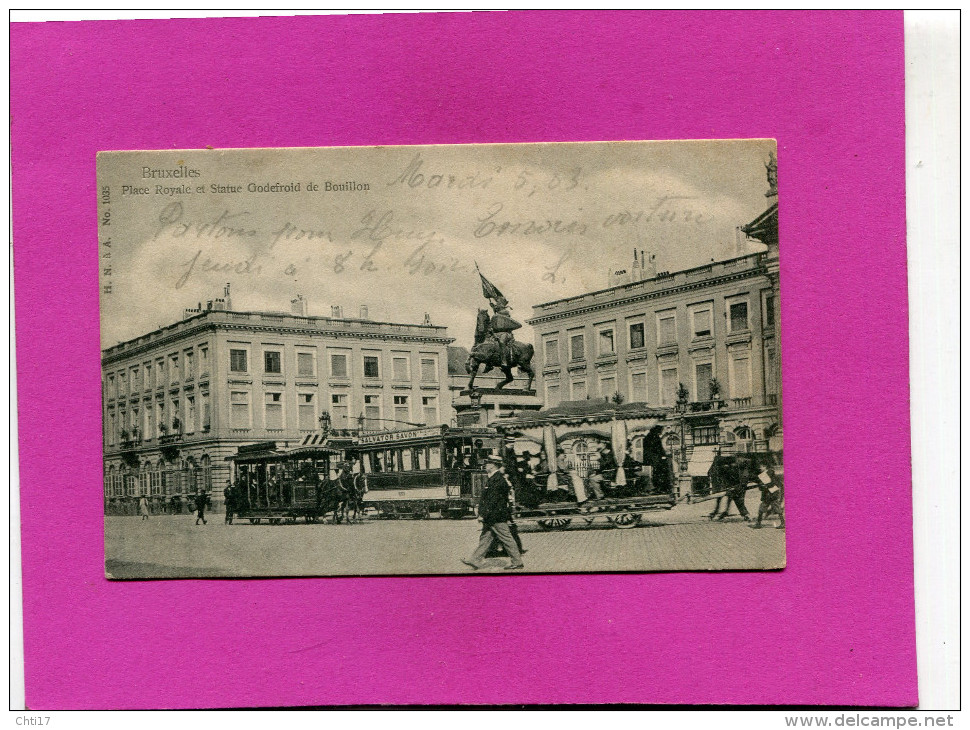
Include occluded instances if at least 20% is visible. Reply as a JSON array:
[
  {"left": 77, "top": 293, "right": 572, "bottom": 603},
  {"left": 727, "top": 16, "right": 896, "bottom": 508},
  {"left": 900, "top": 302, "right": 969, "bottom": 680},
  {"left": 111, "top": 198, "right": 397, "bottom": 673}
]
[{"left": 318, "top": 411, "right": 332, "bottom": 438}]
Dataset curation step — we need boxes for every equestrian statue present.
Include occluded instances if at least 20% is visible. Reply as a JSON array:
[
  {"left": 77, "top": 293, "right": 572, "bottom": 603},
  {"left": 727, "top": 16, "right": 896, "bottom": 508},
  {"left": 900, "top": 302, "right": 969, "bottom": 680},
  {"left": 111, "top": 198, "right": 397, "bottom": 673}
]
[{"left": 465, "top": 268, "right": 535, "bottom": 392}]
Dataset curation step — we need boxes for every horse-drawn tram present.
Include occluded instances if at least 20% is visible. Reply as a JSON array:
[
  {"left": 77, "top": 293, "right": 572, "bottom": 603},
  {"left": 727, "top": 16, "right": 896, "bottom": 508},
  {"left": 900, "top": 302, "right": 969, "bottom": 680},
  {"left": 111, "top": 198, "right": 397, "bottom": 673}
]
[
  {"left": 357, "top": 425, "right": 501, "bottom": 519},
  {"left": 495, "top": 400, "right": 677, "bottom": 530},
  {"left": 228, "top": 439, "right": 348, "bottom": 524}
]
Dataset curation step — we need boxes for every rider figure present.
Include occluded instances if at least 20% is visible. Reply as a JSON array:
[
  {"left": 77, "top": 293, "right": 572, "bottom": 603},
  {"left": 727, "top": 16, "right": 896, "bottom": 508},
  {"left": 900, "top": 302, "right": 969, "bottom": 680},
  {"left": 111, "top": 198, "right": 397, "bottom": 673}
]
[{"left": 487, "top": 294, "right": 522, "bottom": 367}]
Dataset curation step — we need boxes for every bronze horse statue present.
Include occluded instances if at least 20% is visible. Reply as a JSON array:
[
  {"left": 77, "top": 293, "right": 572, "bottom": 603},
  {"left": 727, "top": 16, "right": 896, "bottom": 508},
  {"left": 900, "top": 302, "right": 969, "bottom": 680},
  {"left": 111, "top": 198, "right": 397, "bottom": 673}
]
[{"left": 466, "top": 309, "right": 535, "bottom": 391}]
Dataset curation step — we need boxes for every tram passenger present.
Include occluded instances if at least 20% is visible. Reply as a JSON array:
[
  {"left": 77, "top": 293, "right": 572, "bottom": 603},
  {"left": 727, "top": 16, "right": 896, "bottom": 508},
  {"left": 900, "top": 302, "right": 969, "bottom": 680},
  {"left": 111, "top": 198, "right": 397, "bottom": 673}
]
[{"left": 588, "top": 446, "right": 617, "bottom": 500}]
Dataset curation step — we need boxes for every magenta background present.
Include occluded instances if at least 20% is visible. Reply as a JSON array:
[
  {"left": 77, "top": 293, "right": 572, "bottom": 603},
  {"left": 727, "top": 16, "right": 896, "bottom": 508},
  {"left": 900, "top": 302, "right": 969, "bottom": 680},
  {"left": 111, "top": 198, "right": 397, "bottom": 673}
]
[{"left": 11, "top": 11, "right": 914, "bottom": 708}]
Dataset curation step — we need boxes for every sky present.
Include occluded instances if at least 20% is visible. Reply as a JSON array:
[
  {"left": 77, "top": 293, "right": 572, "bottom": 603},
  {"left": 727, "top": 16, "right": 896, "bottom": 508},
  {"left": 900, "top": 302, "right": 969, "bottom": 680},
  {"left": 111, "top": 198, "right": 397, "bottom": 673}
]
[{"left": 98, "top": 139, "right": 776, "bottom": 349}]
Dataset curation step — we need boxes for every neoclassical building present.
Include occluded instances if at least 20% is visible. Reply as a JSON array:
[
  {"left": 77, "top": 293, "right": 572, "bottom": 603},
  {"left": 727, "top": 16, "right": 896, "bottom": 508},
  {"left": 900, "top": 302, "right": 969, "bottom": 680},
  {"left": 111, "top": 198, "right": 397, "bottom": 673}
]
[
  {"left": 102, "top": 292, "right": 454, "bottom": 513},
  {"left": 526, "top": 176, "right": 780, "bottom": 496}
]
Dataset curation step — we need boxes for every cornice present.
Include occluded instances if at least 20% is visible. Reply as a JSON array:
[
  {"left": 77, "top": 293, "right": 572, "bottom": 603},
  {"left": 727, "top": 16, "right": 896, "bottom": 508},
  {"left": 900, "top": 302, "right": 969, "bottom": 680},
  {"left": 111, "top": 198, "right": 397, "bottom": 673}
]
[{"left": 528, "top": 268, "right": 770, "bottom": 327}]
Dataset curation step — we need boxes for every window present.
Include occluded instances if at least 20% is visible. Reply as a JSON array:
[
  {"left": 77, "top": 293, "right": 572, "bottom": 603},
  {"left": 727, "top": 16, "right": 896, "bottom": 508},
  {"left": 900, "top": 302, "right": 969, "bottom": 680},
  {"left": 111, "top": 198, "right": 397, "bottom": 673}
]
[
  {"left": 599, "top": 375, "right": 616, "bottom": 399},
  {"left": 230, "top": 391, "right": 250, "bottom": 429},
  {"left": 230, "top": 349, "right": 248, "bottom": 373},
  {"left": 730, "top": 355, "right": 752, "bottom": 399},
  {"left": 265, "top": 392, "right": 283, "bottom": 430},
  {"left": 545, "top": 381, "right": 561, "bottom": 407},
  {"left": 766, "top": 348, "right": 777, "bottom": 396},
  {"left": 392, "top": 355, "right": 410, "bottom": 381},
  {"left": 145, "top": 363, "right": 153, "bottom": 390},
  {"left": 264, "top": 350, "right": 282, "bottom": 374},
  {"left": 695, "top": 362, "right": 713, "bottom": 401},
  {"left": 108, "top": 375, "right": 115, "bottom": 399},
  {"left": 297, "top": 351, "right": 316, "bottom": 377},
  {"left": 393, "top": 395, "right": 409, "bottom": 423},
  {"left": 630, "top": 372, "right": 647, "bottom": 403},
  {"left": 691, "top": 306, "right": 712, "bottom": 338},
  {"left": 422, "top": 396, "right": 438, "bottom": 425},
  {"left": 186, "top": 396, "right": 196, "bottom": 433},
  {"left": 598, "top": 328, "right": 615, "bottom": 356},
  {"left": 330, "top": 352, "right": 348, "bottom": 378},
  {"left": 729, "top": 299, "right": 749, "bottom": 332},
  {"left": 298, "top": 393, "right": 316, "bottom": 430},
  {"left": 156, "top": 358, "right": 165, "bottom": 385},
  {"left": 420, "top": 357, "right": 437, "bottom": 383},
  {"left": 107, "top": 412, "right": 116, "bottom": 445},
  {"left": 571, "top": 379, "right": 587, "bottom": 401},
  {"left": 156, "top": 402, "right": 165, "bottom": 434},
  {"left": 145, "top": 403, "right": 154, "bottom": 440},
  {"left": 363, "top": 355, "right": 380, "bottom": 379},
  {"left": 764, "top": 293, "right": 776, "bottom": 328},
  {"left": 185, "top": 350, "right": 195, "bottom": 379},
  {"left": 693, "top": 425, "right": 719, "bottom": 446},
  {"left": 331, "top": 394, "right": 349, "bottom": 428},
  {"left": 628, "top": 322, "right": 645, "bottom": 350},
  {"left": 201, "top": 393, "right": 210, "bottom": 431},
  {"left": 544, "top": 337, "right": 560, "bottom": 366},
  {"left": 169, "top": 354, "right": 179, "bottom": 382},
  {"left": 570, "top": 332, "right": 585, "bottom": 361},
  {"left": 200, "top": 346, "right": 208, "bottom": 373},
  {"left": 363, "top": 394, "right": 381, "bottom": 430},
  {"left": 170, "top": 400, "right": 180, "bottom": 431},
  {"left": 132, "top": 367, "right": 140, "bottom": 392},
  {"left": 661, "top": 366, "right": 678, "bottom": 406},
  {"left": 657, "top": 311, "right": 677, "bottom": 344}
]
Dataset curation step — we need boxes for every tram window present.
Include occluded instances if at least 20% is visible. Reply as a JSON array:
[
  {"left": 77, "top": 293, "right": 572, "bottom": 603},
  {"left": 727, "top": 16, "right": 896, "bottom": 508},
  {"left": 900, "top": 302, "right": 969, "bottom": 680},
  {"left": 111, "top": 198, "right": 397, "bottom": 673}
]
[
  {"left": 401, "top": 448, "right": 413, "bottom": 471},
  {"left": 373, "top": 452, "right": 384, "bottom": 472},
  {"left": 429, "top": 446, "right": 441, "bottom": 469},
  {"left": 416, "top": 447, "right": 427, "bottom": 470}
]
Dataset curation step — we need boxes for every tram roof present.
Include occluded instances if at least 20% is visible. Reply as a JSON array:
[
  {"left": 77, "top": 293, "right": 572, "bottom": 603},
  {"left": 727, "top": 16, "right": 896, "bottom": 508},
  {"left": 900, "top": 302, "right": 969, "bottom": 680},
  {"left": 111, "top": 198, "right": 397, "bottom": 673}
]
[{"left": 495, "top": 400, "right": 669, "bottom": 430}]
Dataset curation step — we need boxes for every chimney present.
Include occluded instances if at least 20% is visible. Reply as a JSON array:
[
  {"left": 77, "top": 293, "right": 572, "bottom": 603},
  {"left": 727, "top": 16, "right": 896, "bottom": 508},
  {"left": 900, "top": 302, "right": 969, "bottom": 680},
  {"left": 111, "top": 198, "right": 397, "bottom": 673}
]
[
  {"left": 291, "top": 294, "right": 308, "bottom": 316},
  {"left": 423, "top": 313, "right": 432, "bottom": 326},
  {"left": 359, "top": 304, "right": 369, "bottom": 320},
  {"left": 644, "top": 252, "right": 657, "bottom": 278},
  {"left": 331, "top": 305, "right": 343, "bottom": 318},
  {"left": 735, "top": 226, "right": 746, "bottom": 256},
  {"left": 223, "top": 282, "right": 232, "bottom": 310}
]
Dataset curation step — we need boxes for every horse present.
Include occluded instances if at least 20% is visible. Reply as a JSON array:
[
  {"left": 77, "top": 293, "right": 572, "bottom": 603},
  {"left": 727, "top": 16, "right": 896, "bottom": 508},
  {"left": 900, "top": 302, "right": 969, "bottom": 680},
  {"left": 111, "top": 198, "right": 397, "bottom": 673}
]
[
  {"left": 466, "top": 309, "right": 535, "bottom": 391},
  {"left": 337, "top": 473, "right": 367, "bottom": 524},
  {"left": 314, "top": 478, "right": 347, "bottom": 524}
]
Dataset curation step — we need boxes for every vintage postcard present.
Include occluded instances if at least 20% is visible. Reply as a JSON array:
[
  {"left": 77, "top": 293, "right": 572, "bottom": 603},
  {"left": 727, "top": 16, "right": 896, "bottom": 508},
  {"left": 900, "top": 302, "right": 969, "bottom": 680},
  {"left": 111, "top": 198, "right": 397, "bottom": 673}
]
[{"left": 98, "top": 140, "right": 783, "bottom": 578}]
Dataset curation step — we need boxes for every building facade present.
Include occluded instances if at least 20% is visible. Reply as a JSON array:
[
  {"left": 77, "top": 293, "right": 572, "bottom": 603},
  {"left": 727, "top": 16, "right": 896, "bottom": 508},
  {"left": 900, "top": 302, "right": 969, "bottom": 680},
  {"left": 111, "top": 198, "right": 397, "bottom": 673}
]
[
  {"left": 102, "top": 295, "right": 454, "bottom": 513},
  {"left": 528, "top": 208, "right": 780, "bottom": 496}
]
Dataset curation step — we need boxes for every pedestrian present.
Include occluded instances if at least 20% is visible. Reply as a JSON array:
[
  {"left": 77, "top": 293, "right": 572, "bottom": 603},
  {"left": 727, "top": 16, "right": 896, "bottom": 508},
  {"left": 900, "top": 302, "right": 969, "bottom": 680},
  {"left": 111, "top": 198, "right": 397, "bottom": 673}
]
[
  {"left": 224, "top": 480, "right": 234, "bottom": 525},
  {"left": 138, "top": 495, "right": 150, "bottom": 521},
  {"left": 754, "top": 461, "right": 785, "bottom": 529},
  {"left": 462, "top": 456, "right": 524, "bottom": 571},
  {"left": 195, "top": 490, "right": 209, "bottom": 525},
  {"left": 712, "top": 455, "right": 751, "bottom": 522}
]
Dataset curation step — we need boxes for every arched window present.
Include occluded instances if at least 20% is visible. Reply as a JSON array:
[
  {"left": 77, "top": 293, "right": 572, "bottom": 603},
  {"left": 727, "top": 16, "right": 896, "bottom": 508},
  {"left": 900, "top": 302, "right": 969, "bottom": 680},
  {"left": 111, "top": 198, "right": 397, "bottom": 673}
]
[
  {"left": 200, "top": 454, "right": 211, "bottom": 494},
  {"left": 139, "top": 462, "right": 150, "bottom": 496},
  {"left": 734, "top": 426, "right": 755, "bottom": 452},
  {"left": 150, "top": 460, "right": 162, "bottom": 496},
  {"left": 631, "top": 436, "right": 644, "bottom": 464},
  {"left": 185, "top": 457, "right": 198, "bottom": 493},
  {"left": 105, "top": 465, "right": 114, "bottom": 499}
]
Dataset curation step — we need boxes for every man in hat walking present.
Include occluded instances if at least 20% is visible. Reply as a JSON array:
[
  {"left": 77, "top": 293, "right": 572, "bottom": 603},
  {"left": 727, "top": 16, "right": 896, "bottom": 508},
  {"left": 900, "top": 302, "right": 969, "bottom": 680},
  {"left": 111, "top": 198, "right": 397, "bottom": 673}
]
[{"left": 462, "top": 456, "right": 525, "bottom": 571}]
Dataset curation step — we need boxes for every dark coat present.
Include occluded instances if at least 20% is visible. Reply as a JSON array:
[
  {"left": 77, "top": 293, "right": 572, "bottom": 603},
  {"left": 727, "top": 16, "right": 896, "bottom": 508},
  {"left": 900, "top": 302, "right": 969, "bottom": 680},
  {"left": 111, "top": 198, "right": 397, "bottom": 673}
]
[{"left": 478, "top": 470, "right": 512, "bottom": 526}]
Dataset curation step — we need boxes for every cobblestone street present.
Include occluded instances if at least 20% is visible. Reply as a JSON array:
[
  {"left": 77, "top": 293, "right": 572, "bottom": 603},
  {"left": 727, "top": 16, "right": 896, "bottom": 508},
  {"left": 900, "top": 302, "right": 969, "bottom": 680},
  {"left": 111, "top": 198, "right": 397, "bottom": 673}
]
[{"left": 106, "top": 491, "right": 784, "bottom": 578}]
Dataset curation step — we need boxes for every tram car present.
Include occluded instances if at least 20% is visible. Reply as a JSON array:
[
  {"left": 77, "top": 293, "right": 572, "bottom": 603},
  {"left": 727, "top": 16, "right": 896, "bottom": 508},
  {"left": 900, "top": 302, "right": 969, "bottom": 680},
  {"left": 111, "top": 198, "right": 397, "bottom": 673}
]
[
  {"left": 228, "top": 439, "right": 345, "bottom": 524},
  {"left": 356, "top": 425, "right": 502, "bottom": 519},
  {"left": 495, "top": 401, "right": 677, "bottom": 530}
]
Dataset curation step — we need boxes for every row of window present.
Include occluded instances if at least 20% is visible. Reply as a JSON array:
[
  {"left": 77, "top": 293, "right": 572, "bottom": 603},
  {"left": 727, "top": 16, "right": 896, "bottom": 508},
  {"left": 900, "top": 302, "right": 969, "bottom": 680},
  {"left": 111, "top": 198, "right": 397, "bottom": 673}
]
[
  {"left": 543, "top": 294, "right": 774, "bottom": 365},
  {"left": 227, "top": 391, "right": 440, "bottom": 432},
  {"left": 227, "top": 345, "right": 440, "bottom": 382},
  {"left": 106, "top": 344, "right": 209, "bottom": 400},
  {"left": 106, "top": 392, "right": 211, "bottom": 445},
  {"left": 544, "top": 350, "right": 773, "bottom": 407},
  {"left": 104, "top": 459, "right": 211, "bottom": 498}
]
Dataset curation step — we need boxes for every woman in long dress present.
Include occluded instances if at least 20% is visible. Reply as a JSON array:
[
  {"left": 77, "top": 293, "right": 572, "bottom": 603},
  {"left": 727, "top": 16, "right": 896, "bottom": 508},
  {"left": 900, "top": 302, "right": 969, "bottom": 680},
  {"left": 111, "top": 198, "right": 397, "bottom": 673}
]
[{"left": 138, "top": 495, "right": 150, "bottom": 520}]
